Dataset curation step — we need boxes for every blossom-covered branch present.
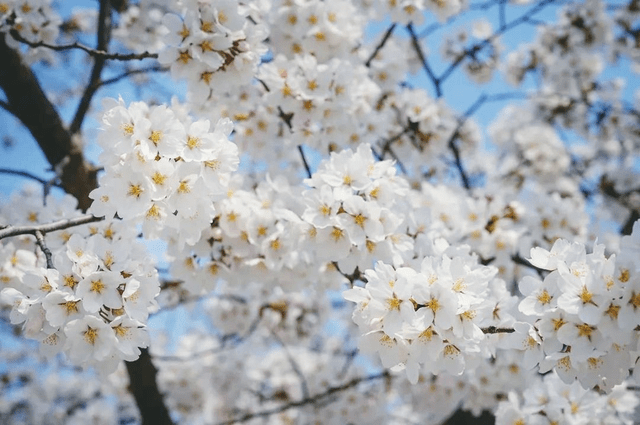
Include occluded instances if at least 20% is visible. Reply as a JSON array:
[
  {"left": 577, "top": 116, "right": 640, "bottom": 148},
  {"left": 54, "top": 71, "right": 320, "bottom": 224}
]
[{"left": 0, "top": 214, "right": 103, "bottom": 240}]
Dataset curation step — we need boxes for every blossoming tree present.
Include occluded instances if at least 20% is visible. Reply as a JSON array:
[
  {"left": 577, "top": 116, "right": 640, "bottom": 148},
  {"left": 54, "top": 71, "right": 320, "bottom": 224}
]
[{"left": 1, "top": 0, "right": 640, "bottom": 423}]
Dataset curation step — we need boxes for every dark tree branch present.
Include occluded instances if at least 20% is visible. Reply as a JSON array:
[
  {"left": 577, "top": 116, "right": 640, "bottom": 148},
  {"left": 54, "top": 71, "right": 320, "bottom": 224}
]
[
  {"left": 97, "top": 65, "right": 168, "bottom": 88},
  {"left": 0, "top": 168, "right": 61, "bottom": 188},
  {"left": 443, "top": 408, "right": 495, "bottom": 425},
  {"left": 33, "top": 230, "right": 54, "bottom": 269},
  {"left": 9, "top": 29, "right": 158, "bottom": 62},
  {"left": 447, "top": 92, "right": 527, "bottom": 190},
  {"left": 511, "top": 254, "right": 546, "bottom": 276},
  {"left": 69, "top": 0, "right": 113, "bottom": 135},
  {"left": 298, "top": 145, "right": 312, "bottom": 178},
  {"left": 331, "top": 261, "right": 365, "bottom": 285},
  {"left": 0, "top": 214, "right": 103, "bottom": 240},
  {"left": 481, "top": 326, "right": 515, "bottom": 334},
  {"left": 407, "top": 24, "right": 441, "bottom": 98},
  {"left": 499, "top": 0, "right": 507, "bottom": 30},
  {"left": 125, "top": 349, "right": 174, "bottom": 425},
  {"left": 382, "top": 144, "right": 408, "bottom": 174},
  {"left": 214, "top": 371, "right": 390, "bottom": 425},
  {"left": 365, "top": 23, "right": 397, "bottom": 67},
  {"left": 379, "top": 126, "right": 411, "bottom": 174},
  {"left": 448, "top": 136, "right": 471, "bottom": 190},
  {"left": 621, "top": 210, "right": 639, "bottom": 236},
  {"left": 446, "top": 92, "right": 488, "bottom": 190},
  {"left": 599, "top": 175, "right": 640, "bottom": 236}
]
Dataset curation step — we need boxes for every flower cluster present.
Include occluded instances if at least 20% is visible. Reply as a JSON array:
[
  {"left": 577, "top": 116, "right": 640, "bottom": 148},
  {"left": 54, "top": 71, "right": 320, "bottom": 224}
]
[
  {"left": 89, "top": 98, "right": 239, "bottom": 248},
  {"left": 344, "top": 249, "right": 511, "bottom": 384},
  {"left": 504, "top": 222, "right": 640, "bottom": 391},
  {"left": 112, "top": 0, "right": 166, "bottom": 53},
  {"left": 489, "top": 106, "right": 574, "bottom": 192},
  {"left": 1, "top": 218, "right": 159, "bottom": 374},
  {"left": 158, "top": 0, "right": 268, "bottom": 101},
  {"left": 267, "top": 0, "right": 364, "bottom": 61},
  {"left": 165, "top": 143, "right": 413, "bottom": 296},
  {"left": 441, "top": 22, "right": 502, "bottom": 84},
  {"left": 0, "top": 0, "right": 61, "bottom": 62},
  {"left": 165, "top": 173, "right": 311, "bottom": 294},
  {"left": 357, "top": 0, "right": 464, "bottom": 24},
  {"left": 380, "top": 88, "right": 482, "bottom": 178},
  {"left": 495, "top": 372, "right": 638, "bottom": 425},
  {"left": 301, "top": 143, "right": 412, "bottom": 273},
  {"left": 257, "top": 54, "right": 383, "bottom": 154}
]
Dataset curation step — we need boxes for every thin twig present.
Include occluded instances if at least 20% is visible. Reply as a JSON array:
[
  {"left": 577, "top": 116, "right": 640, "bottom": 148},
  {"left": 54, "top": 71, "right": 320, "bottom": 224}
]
[
  {"left": 34, "top": 230, "right": 54, "bottom": 269},
  {"left": 481, "top": 326, "right": 515, "bottom": 334},
  {"left": 384, "top": 145, "right": 408, "bottom": 174},
  {"left": 511, "top": 254, "right": 546, "bottom": 277},
  {"left": 407, "top": 24, "right": 441, "bottom": 98},
  {"left": 365, "top": 23, "right": 397, "bottom": 67},
  {"left": 446, "top": 92, "right": 527, "bottom": 189},
  {"left": 214, "top": 371, "right": 390, "bottom": 425},
  {"left": 438, "top": 0, "right": 558, "bottom": 86},
  {"left": 0, "top": 214, "right": 104, "bottom": 240},
  {"left": 97, "top": 65, "right": 168, "bottom": 88},
  {"left": 0, "top": 168, "right": 61, "bottom": 187},
  {"left": 154, "top": 309, "right": 261, "bottom": 361},
  {"left": 379, "top": 127, "right": 410, "bottom": 174},
  {"left": 69, "top": 0, "right": 112, "bottom": 135},
  {"left": 331, "top": 262, "right": 365, "bottom": 285},
  {"left": 298, "top": 145, "right": 312, "bottom": 178},
  {"left": 9, "top": 30, "right": 157, "bottom": 61},
  {"left": 499, "top": 0, "right": 507, "bottom": 30}
]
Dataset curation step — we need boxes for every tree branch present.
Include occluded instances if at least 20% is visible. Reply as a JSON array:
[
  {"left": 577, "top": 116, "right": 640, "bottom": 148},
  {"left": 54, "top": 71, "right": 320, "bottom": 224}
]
[
  {"left": 365, "top": 23, "right": 396, "bottom": 67},
  {"left": 97, "top": 65, "right": 168, "bottom": 88},
  {"left": 446, "top": 92, "right": 527, "bottom": 189},
  {"left": 0, "top": 214, "right": 103, "bottom": 240},
  {"left": 0, "top": 168, "right": 61, "bottom": 188},
  {"left": 69, "top": 0, "right": 113, "bottom": 135},
  {"left": 481, "top": 326, "right": 515, "bottom": 334},
  {"left": 499, "top": 0, "right": 507, "bottom": 30},
  {"left": 9, "top": 29, "right": 158, "bottom": 62},
  {"left": 33, "top": 230, "right": 54, "bottom": 269},
  {"left": 438, "top": 0, "right": 558, "bottom": 86},
  {"left": 298, "top": 145, "right": 312, "bottom": 178},
  {"left": 407, "top": 24, "right": 441, "bottom": 98},
  {"left": 125, "top": 349, "right": 174, "bottom": 425},
  {"left": 214, "top": 371, "right": 390, "bottom": 425},
  {"left": 446, "top": 92, "right": 488, "bottom": 190}
]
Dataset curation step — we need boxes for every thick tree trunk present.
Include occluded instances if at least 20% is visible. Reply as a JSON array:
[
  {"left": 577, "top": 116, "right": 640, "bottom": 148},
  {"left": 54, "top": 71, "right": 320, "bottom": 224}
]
[{"left": 126, "top": 349, "right": 174, "bottom": 425}]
